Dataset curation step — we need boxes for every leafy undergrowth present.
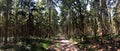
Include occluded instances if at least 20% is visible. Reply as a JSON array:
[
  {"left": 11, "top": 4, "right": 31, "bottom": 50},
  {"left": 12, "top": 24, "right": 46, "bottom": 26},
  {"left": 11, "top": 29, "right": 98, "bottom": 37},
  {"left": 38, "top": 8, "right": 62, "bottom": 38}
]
[
  {"left": 0, "top": 34, "right": 120, "bottom": 51},
  {"left": 75, "top": 34, "right": 120, "bottom": 51},
  {"left": 0, "top": 37, "right": 54, "bottom": 51}
]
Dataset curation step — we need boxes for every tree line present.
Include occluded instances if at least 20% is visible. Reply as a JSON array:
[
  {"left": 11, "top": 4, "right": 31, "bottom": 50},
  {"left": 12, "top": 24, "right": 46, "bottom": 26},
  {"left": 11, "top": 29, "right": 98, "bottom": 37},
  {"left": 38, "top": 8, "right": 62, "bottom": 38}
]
[{"left": 0, "top": 0, "right": 120, "bottom": 43}]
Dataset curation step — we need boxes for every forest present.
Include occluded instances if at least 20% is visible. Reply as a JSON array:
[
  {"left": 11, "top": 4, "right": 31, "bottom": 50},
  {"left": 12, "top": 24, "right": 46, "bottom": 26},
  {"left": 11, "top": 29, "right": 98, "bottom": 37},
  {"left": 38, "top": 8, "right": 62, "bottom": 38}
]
[{"left": 0, "top": 0, "right": 120, "bottom": 51}]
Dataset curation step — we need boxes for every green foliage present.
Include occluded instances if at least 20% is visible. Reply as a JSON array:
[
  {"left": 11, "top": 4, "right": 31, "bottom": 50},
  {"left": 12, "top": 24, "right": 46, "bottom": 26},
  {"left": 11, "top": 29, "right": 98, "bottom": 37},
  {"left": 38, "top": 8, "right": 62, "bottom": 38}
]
[
  {"left": 55, "top": 43, "right": 60, "bottom": 47},
  {"left": 0, "top": 44, "right": 13, "bottom": 50},
  {"left": 41, "top": 43, "right": 49, "bottom": 49},
  {"left": 6, "top": 37, "right": 53, "bottom": 51},
  {"left": 69, "top": 37, "right": 78, "bottom": 44}
]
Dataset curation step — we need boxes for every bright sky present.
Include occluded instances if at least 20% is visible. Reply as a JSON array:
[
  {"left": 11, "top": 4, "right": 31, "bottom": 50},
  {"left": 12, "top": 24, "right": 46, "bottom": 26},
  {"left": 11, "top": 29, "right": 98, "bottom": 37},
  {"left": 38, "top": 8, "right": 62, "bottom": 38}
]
[
  {"left": 33, "top": 0, "right": 38, "bottom": 2},
  {"left": 86, "top": 4, "right": 91, "bottom": 11},
  {"left": 55, "top": 7, "right": 61, "bottom": 16}
]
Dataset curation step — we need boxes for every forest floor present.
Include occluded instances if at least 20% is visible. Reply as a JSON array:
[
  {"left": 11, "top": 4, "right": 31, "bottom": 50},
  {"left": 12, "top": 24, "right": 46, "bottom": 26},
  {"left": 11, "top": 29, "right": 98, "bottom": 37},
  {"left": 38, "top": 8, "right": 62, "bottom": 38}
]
[
  {"left": 76, "top": 34, "right": 120, "bottom": 51},
  {"left": 0, "top": 34, "right": 120, "bottom": 51}
]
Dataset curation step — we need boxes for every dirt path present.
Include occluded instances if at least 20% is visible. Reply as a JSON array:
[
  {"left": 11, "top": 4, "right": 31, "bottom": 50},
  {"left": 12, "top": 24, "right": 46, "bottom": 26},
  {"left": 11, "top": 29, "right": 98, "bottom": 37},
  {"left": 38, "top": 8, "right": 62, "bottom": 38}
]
[{"left": 48, "top": 34, "right": 79, "bottom": 51}]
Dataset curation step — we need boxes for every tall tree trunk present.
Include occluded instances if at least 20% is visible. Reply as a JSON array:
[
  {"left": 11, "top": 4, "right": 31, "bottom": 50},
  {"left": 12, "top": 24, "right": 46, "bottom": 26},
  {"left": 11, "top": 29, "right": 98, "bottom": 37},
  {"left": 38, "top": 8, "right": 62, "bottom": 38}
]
[
  {"left": 4, "top": 0, "right": 9, "bottom": 44},
  {"left": 93, "top": 18, "right": 98, "bottom": 39},
  {"left": 99, "top": 0, "right": 104, "bottom": 35},
  {"left": 47, "top": 0, "right": 52, "bottom": 38},
  {"left": 108, "top": 8, "right": 113, "bottom": 34}
]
